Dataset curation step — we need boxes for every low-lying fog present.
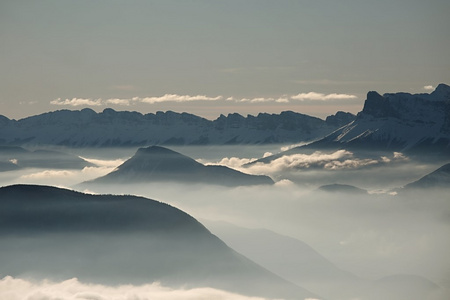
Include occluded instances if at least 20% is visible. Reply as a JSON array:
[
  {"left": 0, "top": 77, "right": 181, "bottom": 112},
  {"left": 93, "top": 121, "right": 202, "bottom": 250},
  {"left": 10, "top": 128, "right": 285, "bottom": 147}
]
[{"left": 1, "top": 144, "right": 449, "bottom": 299}]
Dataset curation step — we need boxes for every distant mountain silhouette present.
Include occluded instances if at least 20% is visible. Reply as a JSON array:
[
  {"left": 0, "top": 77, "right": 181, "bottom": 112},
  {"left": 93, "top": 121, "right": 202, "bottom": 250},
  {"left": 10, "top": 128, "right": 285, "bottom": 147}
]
[
  {"left": 404, "top": 163, "right": 450, "bottom": 190},
  {"left": 318, "top": 183, "right": 368, "bottom": 194},
  {"left": 205, "top": 221, "right": 361, "bottom": 299},
  {"left": 0, "top": 109, "right": 354, "bottom": 146},
  {"left": 83, "top": 146, "right": 273, "bottom": 186},
  {"left": 0, "top": 184, "right": 315, "bottom": 300},
  {"left": 0, "top": 146, "right": 91, "bottom": 171},
  {"left": 358, "top": 274, "right": 442, "bottom": 300}
]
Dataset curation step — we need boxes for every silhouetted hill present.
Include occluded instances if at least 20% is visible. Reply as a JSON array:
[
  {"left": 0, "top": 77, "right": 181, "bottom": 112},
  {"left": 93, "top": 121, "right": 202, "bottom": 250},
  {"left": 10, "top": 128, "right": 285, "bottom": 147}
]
[
  {"left": 0, "top": 184, "right": 315, "bottom": 300},
  {"left": 318, "top": 183, "right": 368, "bottom": 195},
  {"left": 84, "top": 146, "right": 273, "bottom": 186},
  {"left": 0, "top": 109, "right": 354, "bottom": 146},
  {"left": 0, "top": 146, "right": 91, "bottom": 171}
]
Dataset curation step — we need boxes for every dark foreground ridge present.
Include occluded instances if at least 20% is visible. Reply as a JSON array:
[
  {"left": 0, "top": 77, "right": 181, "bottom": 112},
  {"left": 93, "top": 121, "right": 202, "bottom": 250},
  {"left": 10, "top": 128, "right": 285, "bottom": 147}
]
[
  {"left": 0, "top": 184, "right": 315, "bottom": 300},
  {"left": 84, "top": 145, "right": 274, "bottom": 186}
]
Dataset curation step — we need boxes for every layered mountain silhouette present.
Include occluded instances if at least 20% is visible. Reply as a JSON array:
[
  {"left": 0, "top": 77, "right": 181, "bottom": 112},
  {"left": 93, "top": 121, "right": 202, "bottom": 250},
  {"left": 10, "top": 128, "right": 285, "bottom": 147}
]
[
  {"left": 0, "top": 109, "right": 354, "bottom": 147},
  {"left": 0, "top": 184, "right": 315, "bottom": 300},
  {"left": 83, "top": 146, "right": 273, "bottom": 186},
  {"left": 0, "top": 146, "right": 91, "bottom": 171},
  {"left": 404, "top": 163, "right": 450, "bottom": 190}
]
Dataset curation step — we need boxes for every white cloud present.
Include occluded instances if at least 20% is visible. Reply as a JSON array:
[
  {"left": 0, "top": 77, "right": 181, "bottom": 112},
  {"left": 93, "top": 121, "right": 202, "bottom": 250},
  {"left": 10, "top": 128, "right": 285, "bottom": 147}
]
[
  {"left": 20, "top": 170, "right": 76, "bottom": 179},
  {"left": 280, "top": 143, "right": 308, "bottom": 152},
  {"left": 290, "top": 92, "right": 357, "bottom": 101},
  {"left": 0, "top": 276, "right": 277, "bottom": 300},
  {"left": 274, "top": 179, "right": 295, "bottom": 187},
  {"left": 80, "top": 157, "right": 126, "bottom": 168},
  {"left": 323, "top": 158, "right": 379, "bottom": 170},
  {"left": 105, "top": 98, "right": 131, "bottom": 106},
  {"left": 423, "top": 85, "right": 434, "bottom": 91},
  {"left": 50, "top": 94, "right": 223, "bottom": 107},
  {"left": 138, "top": 94, "right": 223, "bottom": 104},
  {"left": 275, "top": 97, "right": 289, "bottom": 103},
  {"left": 239, "top": 97, "right": 275, "bottom": 103},
  {"left": 50, "top": 98, "right": 103, "bottom": 106},
  {"left": 263, "top": 152, "right": 273, "bottom": 158},
  {"left": 203, "top": 157, "right": 257, "bottom": 169},
  {"left": 241, "top": 151, "right": 410, "bottom": 175}
]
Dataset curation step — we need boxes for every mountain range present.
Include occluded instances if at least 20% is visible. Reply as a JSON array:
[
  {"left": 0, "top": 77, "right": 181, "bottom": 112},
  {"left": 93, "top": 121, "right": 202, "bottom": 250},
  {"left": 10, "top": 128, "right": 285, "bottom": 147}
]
[
  {"left": 82, "top": 145, "right": 273, "bottom": 186},
  {"left": 0, "top": 109, "right": 354, "bottom": 147},
  {"left": 0, "top": 184, "right": 315, "bottom": 300}
]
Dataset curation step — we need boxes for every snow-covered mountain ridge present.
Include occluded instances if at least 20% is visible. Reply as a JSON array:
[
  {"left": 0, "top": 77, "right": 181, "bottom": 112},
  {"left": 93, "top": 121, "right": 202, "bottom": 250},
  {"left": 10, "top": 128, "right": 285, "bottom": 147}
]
[
  {"left": 310, "top": 84, "right": 450, "bottom": 155},
  {"left": 0, "top": 109, "right": 354, "bottom": 147}
]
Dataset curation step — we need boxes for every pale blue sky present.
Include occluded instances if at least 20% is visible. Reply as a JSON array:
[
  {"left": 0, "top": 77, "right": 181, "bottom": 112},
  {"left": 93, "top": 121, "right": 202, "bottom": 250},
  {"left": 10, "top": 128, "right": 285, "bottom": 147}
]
[{"left": 1, "top": 0, "right": 449, "bottom": 119}]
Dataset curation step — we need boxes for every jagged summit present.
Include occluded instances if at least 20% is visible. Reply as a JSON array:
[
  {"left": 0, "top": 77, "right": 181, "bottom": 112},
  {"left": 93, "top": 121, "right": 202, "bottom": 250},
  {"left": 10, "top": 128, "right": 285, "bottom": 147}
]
[{"left": 84, "top": 146, "right": 273, "bottom": 186}]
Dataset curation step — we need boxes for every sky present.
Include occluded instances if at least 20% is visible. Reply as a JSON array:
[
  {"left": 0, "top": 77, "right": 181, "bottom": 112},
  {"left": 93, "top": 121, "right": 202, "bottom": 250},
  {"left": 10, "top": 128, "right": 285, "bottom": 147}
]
[{"left": 1, "top": 0, "right": 449, "bottom": 120}]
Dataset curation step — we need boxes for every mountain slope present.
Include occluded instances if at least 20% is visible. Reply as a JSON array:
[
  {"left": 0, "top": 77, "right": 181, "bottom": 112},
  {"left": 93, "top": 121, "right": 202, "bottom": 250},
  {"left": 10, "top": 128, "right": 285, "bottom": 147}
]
[
  {"left": 404, "top": 163, "right": 450, "bottom": 190},
  {"left": 0, "top": 109, "right": 354, "bottom": 146},
  {"left": 0, "top": 184, "right": 315, "bottom": 300},
  {"left": 84, "top": 145, "right": 274, "bottom": 186}
]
